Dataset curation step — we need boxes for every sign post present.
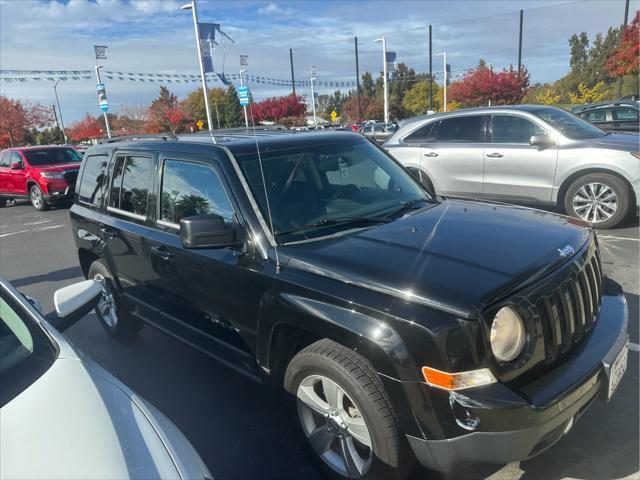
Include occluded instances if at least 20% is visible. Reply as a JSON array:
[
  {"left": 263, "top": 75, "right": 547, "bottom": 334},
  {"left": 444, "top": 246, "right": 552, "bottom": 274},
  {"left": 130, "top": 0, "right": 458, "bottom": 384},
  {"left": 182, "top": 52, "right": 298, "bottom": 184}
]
[
  {"left": 94, "top": 45, "right": 111, "bottom": 138},
  {"left": 239, "top": 55, "right": 249, "bottom": 128}
]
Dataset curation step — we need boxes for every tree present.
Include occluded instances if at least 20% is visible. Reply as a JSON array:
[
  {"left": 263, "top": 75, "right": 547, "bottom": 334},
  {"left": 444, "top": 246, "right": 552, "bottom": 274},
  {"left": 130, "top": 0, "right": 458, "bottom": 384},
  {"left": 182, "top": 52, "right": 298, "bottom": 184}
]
[
  {"left": 568, "top": 81, "right": 609, "bottom": 104},
  {"left": 361, "top": 72, "right": 375, "bottom": 98},
  {"left": 448, "top": 66, "right": 530, "bottom": 107},
  {"left": 252, "top": 94, "right": 306, "bottom": 124},
  {"left": 182, "top": 88, "right": 227, "bottom": 129},
  {"left": 0, "top": 96, "right": 28, "bottom": 148},
  {"left": 606, "top": 11, "right": 640, "bottom": 77},
  {"left": 402, "top": 80, "right": 441, "bottom": 116},
  {"left": 67, "top": 114, "right": 103, "bottom": 142},
  {"left": 146, "top": 86, "right": 188, "bottom": 133},
  {"left": 524, "top": 86, "right": 563, "bottom": 105},
  {"left": 164, "top": 105, "right": 190, "bottom": 134},
  {"left": 222, "top": 86, "right": 243, "bottom": 128},
  {"left": 115, "top": 104, "right": 148, "bottom": 135},
  {"left": 569, "top": 32, "right": 590, "bottom": 74}
]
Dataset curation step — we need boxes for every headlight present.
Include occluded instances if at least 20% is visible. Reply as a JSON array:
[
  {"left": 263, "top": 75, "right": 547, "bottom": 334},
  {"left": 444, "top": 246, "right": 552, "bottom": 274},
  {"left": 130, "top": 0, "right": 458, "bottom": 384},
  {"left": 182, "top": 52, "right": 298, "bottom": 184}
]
[
  {"left": 490, "top": 306, "right": 526, "bottom": 362},
  {"left": 40, "top": 172, "right": 65, "bottom": 179}
]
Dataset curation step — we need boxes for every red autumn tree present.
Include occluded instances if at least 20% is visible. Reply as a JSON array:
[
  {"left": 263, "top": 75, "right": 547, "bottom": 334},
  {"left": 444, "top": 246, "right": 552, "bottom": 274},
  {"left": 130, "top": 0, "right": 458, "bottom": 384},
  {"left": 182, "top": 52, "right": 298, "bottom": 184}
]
[
  {"left": 66, "top": 114, "right": 103, "bottom": 142},
  {"left": 606, "top": 10, "right": 640, "bottom": 77},
  {"left": 0, "top": 96, "right": 29, "bottom": 148},
  {"left": 25, "top": 102, "right": 55, "bottom": 129},
  {"left": 449, "top": 66, "right": 530, "bottom": 107},
  {"left": 163, "top": 105, "right": 190, "bottom": 134},
  {"left": 252, "top": 94, "right": 306, "bottom": 123},
  {"left": 341, "top": 95, "right": 384, "bottom": 122}
]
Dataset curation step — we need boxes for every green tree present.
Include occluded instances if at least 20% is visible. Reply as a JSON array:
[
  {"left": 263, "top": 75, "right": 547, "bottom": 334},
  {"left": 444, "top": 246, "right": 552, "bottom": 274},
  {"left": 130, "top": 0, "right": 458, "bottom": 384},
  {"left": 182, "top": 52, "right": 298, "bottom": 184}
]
[
  {"left": 182, "top": 87, "right": 227, "bottom": 130},
  {"left": 402, "top": 80, "right": 441, "bottom": 116},
  {"left": 361, "top": 72, "right": 375, "bottom": 98},
  {"left": 569, "top": 32, "right": 590, "bottom": 75},
  {"left": 222, "top": 85, "right": 243, "bottom": 128}
]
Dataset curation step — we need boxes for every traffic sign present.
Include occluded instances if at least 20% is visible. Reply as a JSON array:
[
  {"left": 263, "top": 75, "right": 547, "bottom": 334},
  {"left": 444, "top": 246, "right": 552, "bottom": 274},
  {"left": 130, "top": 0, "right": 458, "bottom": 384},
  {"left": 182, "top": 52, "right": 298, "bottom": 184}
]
[
  {"left": 96, "top": 83, "right": 105, "bottom": 91},
  {"left": 237, "top": 85, "right": 250, "bottom": 107},
  {"left": 330, "top": 110, "right": 337, "bottom": 122},
  {"left": 197, "top": 120, "right": 204, "bottom": 129}
]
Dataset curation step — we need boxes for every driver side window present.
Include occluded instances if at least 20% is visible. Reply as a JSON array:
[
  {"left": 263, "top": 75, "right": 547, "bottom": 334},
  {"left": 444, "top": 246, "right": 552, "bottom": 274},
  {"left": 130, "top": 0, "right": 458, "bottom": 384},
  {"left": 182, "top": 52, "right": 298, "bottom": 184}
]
[{"left": 491, "top": 115, "right": 547, "bottom": 144}]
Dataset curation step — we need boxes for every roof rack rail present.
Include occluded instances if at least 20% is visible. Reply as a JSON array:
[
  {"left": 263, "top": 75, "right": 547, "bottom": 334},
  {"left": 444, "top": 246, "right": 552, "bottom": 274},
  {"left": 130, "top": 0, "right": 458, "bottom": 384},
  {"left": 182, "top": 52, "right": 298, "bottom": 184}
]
[{"left": 97, "top": 133, "right": 178, "bottom": 144}]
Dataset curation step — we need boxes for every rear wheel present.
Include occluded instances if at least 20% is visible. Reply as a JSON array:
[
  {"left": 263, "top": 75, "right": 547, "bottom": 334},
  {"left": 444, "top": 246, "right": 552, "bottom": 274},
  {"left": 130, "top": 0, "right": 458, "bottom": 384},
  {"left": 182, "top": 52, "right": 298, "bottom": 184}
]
[
  {"left": 0, "top": 198, "right": 7, "bottom": 208},
  {"left": 284, "top": 339, "right": 414, "bottom": 480},
  {"left": 88, "top": 260, "right": 143, "bottom": 339},
  {"left": 29, "top": 185, "right": 48, "bottom": 211},
  {"left": 564, "top": 173, "right": 632, "bottom": 229}
]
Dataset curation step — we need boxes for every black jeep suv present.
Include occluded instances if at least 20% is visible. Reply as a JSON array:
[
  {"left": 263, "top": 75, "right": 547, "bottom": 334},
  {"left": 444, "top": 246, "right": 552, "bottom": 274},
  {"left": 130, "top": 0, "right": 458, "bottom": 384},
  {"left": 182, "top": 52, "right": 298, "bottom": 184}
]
[{"left": 70, "top": 131, "right": 628, "bottom": 479}]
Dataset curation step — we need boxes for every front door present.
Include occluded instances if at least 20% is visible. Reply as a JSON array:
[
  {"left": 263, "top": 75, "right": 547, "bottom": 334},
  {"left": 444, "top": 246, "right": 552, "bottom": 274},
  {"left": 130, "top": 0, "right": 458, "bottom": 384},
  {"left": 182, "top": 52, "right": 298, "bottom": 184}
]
[
  {"left": 145, "top": 155, "right": 256, "bottom": 376},
  {"left": 419, "top": 114, "right": 487, "bottom": 197},
  {"left": 482, "top": 114, "right": 559, "bottom": 204},
  {"left": 611, "top": 107, "right": 639, "bottom": 133}
]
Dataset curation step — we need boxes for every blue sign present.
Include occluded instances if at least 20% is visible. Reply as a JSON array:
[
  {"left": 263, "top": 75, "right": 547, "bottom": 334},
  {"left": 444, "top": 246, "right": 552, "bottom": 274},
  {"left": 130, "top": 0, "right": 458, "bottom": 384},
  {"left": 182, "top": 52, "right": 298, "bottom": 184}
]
[
  {"left": 100, "top": 101, "right": 109, "bottom": 112},
  {"left": 237, "top": 85, "right": 249, "bottom": 106},
  {"left": 96, "top": 83, "right": 105, "bottom": 91}
]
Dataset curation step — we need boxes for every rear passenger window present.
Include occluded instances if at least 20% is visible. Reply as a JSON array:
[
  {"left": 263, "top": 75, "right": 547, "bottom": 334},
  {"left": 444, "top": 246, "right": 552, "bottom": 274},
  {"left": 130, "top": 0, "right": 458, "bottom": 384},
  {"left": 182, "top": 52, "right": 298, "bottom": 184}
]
[
  {"left": 584, "top": 110, "right": 606, "bottom": 121},
  {"left": 432, "top": 116, "right": 485, "bottom": 143},
  {"left": 109, "top": 155, "right": 154, "bottom": 217},
  {"left": 612, "top": 108, "right": 639, "bottom": 121},
  {"left": 160, "top": 160, "right": 234, "bottom": 226},
  {"left": 0, "top": 152, "right": 9, "bottom": 167},
  {"left": 78, "top": 155, "right": 108, "bottom": 207}
]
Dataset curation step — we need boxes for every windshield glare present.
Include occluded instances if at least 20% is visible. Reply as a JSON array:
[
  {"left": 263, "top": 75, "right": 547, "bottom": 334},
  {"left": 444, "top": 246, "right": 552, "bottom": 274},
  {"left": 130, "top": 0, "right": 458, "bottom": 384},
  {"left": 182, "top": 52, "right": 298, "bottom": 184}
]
[
  {"left": 237, "top": 138, "right": 428, "bottom": 240},
  {"left": 532, "top": 107, "right": 606, "bottom": 140},
  {"left": 23, "top": 148, "right": 82, "bottom": 166}
]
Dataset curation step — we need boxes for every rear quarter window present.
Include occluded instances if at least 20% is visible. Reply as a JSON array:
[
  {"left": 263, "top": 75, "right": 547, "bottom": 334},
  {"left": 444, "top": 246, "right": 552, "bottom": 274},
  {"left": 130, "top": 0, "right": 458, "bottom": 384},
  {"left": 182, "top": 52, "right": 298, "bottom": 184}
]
[{"left": 77, "top": 154, "right": 109, "bottom": 207}]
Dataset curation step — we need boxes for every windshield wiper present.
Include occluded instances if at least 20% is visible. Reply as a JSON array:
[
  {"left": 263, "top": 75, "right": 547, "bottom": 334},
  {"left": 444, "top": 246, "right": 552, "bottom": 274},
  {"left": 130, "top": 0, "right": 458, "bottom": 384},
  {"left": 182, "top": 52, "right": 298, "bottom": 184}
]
[
  {"left": 275, "top": 216, "right": 392, "bottom": 237},
  {"left": 382, "top": 197, "right": 431, "bottom": 218}
]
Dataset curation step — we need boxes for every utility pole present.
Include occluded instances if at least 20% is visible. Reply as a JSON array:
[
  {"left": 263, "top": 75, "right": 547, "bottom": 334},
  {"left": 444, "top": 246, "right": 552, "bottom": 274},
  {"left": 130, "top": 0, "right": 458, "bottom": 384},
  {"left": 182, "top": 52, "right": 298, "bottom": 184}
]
[
  {"left": 53, "top": 79, "right": 66, "bottom": 142},
  {"left": 289, "top": 48, "right": 296, "bottom": 96},
  {"left": 310, "top": 66, "right": 317, "bottom": 128},
  {"left": 51, "top": 104, "right": 64, "bottom": 144},
  {"left": 428, "top": 25, "right": 433, "bottom": 111},
  {"left": 355, "top": 36, "right": 361, "bottom": 122},
  {"left": 616, "top": 0, "right": 630, "bottom": 98},
  {"left": 181, "top": 1, "right": 214, "bottom": 134},
  {"left": 437, "top": 52, "right": 447, "bottom": 111},
  {"left": 375, "top": 36, "right": 389, "bottom": 124},
  {"left": 517, "top": 10, "right": 523, "bottom": 76}
]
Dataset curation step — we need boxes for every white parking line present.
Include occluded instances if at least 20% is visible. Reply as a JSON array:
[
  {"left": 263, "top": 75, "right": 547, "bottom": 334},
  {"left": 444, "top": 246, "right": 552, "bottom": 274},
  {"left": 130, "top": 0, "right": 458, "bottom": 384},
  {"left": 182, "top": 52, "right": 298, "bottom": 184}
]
[
  {"left": 598, "top": 235, "right": 640, "bottom": 242},
  {"left": 0, "top": 229, "right": 30, "bottom": 238},
  {"left": 629, "top": 342, "right": 640, "bottom": 353},
  {"left": 32, "top": 224, "right": 65, "bottom": 232},
  {"left": 22, "top": 219, "right": 51, "bottom": 226}
]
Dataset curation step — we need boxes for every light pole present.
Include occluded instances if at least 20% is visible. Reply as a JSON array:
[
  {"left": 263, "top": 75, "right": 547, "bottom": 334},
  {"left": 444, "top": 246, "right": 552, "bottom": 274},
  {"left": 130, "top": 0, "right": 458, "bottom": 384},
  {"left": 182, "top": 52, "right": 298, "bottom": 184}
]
[
  {"left": 437, "top": 52, "right": 447, "bottom": 112},
  {"left": 53, "top": 79, "right": 66, "bottom": 143},
  {"left": 374, "top": 36, "right": 389, "bottom": 124},
  {"left": 181, "top": 1, "right": 215, "bottom": 133},
  {"left": 310, "top": 66, "right": 317, "bottom": 128}
]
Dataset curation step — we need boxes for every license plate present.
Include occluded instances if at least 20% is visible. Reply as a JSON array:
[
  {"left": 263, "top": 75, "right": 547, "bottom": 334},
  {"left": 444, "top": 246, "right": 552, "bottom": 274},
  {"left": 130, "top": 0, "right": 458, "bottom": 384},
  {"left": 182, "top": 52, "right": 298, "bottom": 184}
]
[{"left": 606, "top": 342, "right": 628, "bottom": 401}]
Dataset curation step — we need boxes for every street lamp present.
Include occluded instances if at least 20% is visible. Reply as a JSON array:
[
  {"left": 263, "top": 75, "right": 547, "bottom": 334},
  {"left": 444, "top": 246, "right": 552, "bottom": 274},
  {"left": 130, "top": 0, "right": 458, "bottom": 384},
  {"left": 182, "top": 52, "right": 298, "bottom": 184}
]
[
  {"left": 53, "top": 79, "right": 67, "bottom": 143},
  {"left": 310, "top": 66, "right": 317, "bottom": 128},
  {"left": 374, "top": 37, "right": 389, "bottom": 124},
  {"left": 181, "top": 0, "right": 215, "bottom": 136},
  {"left": 436, "top": 52, "right": 447, "bottom": 112}
]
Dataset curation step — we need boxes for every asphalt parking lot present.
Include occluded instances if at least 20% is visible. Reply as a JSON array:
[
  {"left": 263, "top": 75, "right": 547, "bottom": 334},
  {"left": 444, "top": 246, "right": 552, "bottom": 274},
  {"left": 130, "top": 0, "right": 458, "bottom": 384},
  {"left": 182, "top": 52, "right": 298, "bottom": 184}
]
[{"left": 1, "top": 201, "right": 638, "bottom": 480}]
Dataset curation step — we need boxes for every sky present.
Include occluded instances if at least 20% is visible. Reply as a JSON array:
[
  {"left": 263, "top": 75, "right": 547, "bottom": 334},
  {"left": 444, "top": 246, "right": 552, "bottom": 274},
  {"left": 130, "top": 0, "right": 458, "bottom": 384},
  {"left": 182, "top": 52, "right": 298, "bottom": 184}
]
[{"left": 1, "top": 0, "right": 638, "bottom": 124}]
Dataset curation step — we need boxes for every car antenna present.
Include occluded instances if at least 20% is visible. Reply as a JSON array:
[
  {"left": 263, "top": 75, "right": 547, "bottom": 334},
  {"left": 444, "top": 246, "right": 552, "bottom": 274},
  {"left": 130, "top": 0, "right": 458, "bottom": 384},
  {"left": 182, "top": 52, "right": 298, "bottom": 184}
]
[{"left": 247, "top": 100, "right": 281, "bottom": 273}]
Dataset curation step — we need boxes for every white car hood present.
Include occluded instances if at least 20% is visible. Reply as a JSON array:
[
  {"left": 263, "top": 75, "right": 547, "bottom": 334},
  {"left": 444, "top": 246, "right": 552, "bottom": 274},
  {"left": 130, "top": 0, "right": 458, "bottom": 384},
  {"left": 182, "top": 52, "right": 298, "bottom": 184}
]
[{"left": 1, "top": 357, "right": 183, "bottom": 479}]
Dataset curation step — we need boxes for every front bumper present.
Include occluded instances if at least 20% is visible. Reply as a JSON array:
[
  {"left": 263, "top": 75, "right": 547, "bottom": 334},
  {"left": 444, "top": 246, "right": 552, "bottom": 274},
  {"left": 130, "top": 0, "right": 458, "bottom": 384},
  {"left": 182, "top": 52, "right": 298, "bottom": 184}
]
[
  {"left": 43, "top": 182, "right": 74, "bottom": 202},
  {"left": 404, "top": 280, "right": 629, "bottom": 473}
]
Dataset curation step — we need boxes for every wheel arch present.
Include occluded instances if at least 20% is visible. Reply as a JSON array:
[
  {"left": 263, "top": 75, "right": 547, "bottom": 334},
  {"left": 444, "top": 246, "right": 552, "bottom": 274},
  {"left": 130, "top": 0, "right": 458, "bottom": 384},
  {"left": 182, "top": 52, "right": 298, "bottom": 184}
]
[
  {"left": 78, "top": 248, "right": 100, "bottom": 279},
  {"left": 556, "top": 168, "right": 635, "bottom": 209}
]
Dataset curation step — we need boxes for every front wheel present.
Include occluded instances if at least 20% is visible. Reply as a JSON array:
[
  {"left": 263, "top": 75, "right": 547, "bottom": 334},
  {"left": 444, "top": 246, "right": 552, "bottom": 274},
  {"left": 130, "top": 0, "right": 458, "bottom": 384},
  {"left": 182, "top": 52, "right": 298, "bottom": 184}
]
[
  {"left": 29, "top": 185, "right": 48, "bottom": 211},
  {"left": 564, "top": 173, "right": 632, "bottom": 229},
  {"left": 0, "top": 198, "right": 7, "bottom": 208},
  {"left": 87, "top": 260, "right": 143, "bottom": 339},
  {"left": 284, "top": 339, "right": 414, "bottom": 480}
]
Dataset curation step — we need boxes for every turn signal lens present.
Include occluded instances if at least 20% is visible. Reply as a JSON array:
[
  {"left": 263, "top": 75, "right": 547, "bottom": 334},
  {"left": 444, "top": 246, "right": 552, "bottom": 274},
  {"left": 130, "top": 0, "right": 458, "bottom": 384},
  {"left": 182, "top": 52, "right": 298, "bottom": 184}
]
[{"left": 421, "top": 366, "right": 496, "bottom": 391}]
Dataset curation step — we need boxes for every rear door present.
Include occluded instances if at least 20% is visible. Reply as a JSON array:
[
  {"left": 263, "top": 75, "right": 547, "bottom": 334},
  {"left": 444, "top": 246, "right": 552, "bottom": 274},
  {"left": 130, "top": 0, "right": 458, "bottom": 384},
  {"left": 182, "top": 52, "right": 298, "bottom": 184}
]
[
  {"left": 611, "top": 107, "right": 639, "bottom": 132},
  {"left": 419, "top": 115, "right": 487, "bottom": 197},
  {"left": 482, "top": 113, "right": 558, "bottom": 204},
  {"left": 144, "top": 154, "right": 256, "bottom": 376}
]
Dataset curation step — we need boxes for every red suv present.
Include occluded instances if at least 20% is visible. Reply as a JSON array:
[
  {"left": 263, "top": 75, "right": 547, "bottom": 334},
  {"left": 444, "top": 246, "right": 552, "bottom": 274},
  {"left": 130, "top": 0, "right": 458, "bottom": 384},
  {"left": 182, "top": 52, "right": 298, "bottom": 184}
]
[{"left": 0, "top": 146, "right": 82, "bottom": 210}]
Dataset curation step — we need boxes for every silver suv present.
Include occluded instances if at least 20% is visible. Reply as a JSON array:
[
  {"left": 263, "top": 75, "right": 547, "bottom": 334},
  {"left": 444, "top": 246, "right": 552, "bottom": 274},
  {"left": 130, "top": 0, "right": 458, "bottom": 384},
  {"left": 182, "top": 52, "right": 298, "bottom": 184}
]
[{"left": 385, "top": 106, "right": 639, "bottom": 228}]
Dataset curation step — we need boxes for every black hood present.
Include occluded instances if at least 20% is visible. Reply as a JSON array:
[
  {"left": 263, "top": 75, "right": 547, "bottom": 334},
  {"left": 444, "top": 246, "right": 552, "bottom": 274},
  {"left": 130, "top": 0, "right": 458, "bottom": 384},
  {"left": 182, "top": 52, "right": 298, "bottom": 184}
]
[{"left": 282, "top": 199, "right": 592, "bottom": 318}]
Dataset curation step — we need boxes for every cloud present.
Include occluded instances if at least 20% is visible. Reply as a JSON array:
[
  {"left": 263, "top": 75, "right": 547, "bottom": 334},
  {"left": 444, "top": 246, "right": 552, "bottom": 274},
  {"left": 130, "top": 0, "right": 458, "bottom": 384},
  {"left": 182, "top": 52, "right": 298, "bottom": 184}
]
[{"left": 257, "top": 2, "right": 295, "bottom": 17}]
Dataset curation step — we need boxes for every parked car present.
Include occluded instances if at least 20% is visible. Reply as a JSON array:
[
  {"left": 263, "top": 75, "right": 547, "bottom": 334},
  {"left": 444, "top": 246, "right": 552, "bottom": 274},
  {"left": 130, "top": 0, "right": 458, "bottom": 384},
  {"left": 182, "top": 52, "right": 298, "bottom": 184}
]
[
  {"left": 385, "top": 106, "right": 640, "bottom": 228},
  {"left": 69, "top": 131, "right": 628, "bottom": 479},
  {"left": 576, "top": 103, "right": 639, "bottom": 133},
  {"left": 0, "top": 276, "right": 211, "bottom": 479},
  {"left": 0, "top": 146, "right": 82, "bottom": 210},
  {"left": 360, "top": 123, "right": 397, "bottom": 144}
]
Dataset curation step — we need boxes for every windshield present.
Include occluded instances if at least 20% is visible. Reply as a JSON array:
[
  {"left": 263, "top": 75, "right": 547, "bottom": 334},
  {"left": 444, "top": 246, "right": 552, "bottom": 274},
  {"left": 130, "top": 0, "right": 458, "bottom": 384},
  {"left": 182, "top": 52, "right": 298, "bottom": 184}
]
[
  {"left": 531, "top": 107, "right": 607, "bottom": 139},
  {"left": 0, "top": 286, "right": 57, "bottom": 407},
  {"left": 236, "top": 137, "right": 428, "bottom": 241},
  {"left": 23, "top": 148, "right": 82, "bottom": 166}
]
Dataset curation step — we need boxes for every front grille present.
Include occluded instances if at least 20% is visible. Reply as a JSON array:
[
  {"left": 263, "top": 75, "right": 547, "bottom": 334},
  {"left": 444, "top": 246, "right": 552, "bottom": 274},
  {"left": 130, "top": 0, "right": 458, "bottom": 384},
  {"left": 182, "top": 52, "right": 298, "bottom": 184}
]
[
  {"left": 534, "top": 243, "right": 603, "bottom": 364},
  {"left": 64, "top": 170, "right": 79, "bottom": 187}
]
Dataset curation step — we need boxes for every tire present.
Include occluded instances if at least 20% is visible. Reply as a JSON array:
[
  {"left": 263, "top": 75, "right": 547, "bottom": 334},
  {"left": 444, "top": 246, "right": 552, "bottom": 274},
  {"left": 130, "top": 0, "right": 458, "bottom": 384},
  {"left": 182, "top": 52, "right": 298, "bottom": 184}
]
[
  {"left": 284, "top": 339, "right": 414, "bottom": 480},
  {"left": 0, "top": 198, "right": 7, "bottom": 208},
  {"left": 29, "top": 184, "right": 49, "bottom": 211},
  {"left": 564, "top": 173, "right": 632, "bottom": 229},
  {"left": 87, "top": 260, "right": 143, "bottom": 339}
]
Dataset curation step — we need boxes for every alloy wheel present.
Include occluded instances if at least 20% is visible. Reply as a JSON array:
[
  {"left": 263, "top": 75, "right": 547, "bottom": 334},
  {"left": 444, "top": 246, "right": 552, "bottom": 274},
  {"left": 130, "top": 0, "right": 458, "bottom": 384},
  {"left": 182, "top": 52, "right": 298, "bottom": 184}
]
[
  {"left": 94, "top": 273, "right": 118, "bottom": 327},
  {"left": 296, "top": 374, "right": 373, "bottom": 478},
  {"left": 572, "top": 182, "right": 618, "bottom": 224},
  {"left": 30, "top": 188, "right": 43, "bottom": 209}
]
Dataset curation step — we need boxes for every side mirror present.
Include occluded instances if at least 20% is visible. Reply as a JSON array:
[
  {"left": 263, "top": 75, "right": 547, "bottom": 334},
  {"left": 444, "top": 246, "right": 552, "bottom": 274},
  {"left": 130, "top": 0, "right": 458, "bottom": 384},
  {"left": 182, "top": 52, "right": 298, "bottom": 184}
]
[
  {"left": 10, "top": 161, "right": 23, "bottom": 170},
  {"left": 529, "top": 134, "right": 555, "bottom": 147},
  {"left": 51, "top": 280, "right": 102, "bottom": 331},
  {"left": 180, "top": 214, "right": 238, "bottom": 249}
]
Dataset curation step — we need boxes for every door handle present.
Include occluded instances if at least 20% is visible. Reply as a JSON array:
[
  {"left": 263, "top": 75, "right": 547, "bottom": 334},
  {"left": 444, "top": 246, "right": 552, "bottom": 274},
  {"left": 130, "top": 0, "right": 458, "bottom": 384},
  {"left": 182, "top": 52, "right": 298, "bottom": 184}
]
[
  {"left": 486, "top": 152, "right": 504, "bottom": 158},
  {"left": 151, "top": 245, "right": 173, "bottom": 260},
  {"left": 424, "top": 152, "right": 439, "bottom": 157},
  {"left": 99, "top": 227, "right": 116, "bottom": 239}
]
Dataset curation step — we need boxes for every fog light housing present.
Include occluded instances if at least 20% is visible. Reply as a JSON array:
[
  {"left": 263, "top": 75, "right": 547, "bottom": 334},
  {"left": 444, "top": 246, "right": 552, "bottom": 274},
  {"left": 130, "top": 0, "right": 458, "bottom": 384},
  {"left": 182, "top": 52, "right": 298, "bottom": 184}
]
[{"left": 490, "top": 306, "right": 526, "bottom": 362}]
